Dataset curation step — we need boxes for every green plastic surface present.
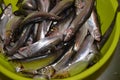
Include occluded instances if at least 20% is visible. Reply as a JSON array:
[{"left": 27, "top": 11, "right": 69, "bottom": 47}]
[{"left": 0, "top": 0, "right": 119, "bottom": 80}]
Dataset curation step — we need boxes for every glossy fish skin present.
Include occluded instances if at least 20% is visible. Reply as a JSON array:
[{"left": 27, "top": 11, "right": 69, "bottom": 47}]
[
  {"left": 36, "top": 35, "right": 95, "bottom": 79},
  {"left": 36, "top": 47, "right": 74, "bottom": 78},
  {"left": 0, "top": 4, "right": 12, "bottom": 53},
  {"left": 9, "top": 40, "right": 64, "bottom": 61},
  {"left": 49, "top": 0, "right": 74, "bottom": 15},
  {"left": 88, "top": 43, "right": 101, "bottom": 66},
  {"left": 10, "top": 46, "right": 64, "bottom": 74},
  {"left": 50, "top": 0, "right": 61, "bottom": 8},
  {"left": 15, "top": 11, "right": 61, "bottom": 38},
  {"left": 17, "top": 0, "right": 37, "bottom": 10},
  {"left": 35, "top": 0, "right": 50, "bottom": 40},
  {"left": 10, "top": 35, "right": 63, "bottom": 59},
  {"left": 0, "top": 13, "right": 8, "bottom": 41},
  {"left": 0, "top": 0, "right": 104, "bottom": 79},
  {"left": 71, "top": 35, "right": 94, "bottom": 63},
  {"left": 32, "top": 23, "right": 39, "bottom": 41},
  {"left": 36, "top": 0, "right": 74, "bottom": 40},
  {"left": 47, "top": 11, "right": 75, "bottom": 37},
  {"left": 64, "top": 0, "right": 95, "bottom": 41},
  {"left": 35, "top": 22, "right": 48, "bottom": 41},
  {"left": 4, "top": 16, "right": 24, "bottom": 46},
  {"left": 37, "top": 0, "right": 74, "bottom": 41},
  {"left": 75, "top": 0, "right": 86, "bottom": 15},
  {"left": 56, "top": 43, "right": 100, "bottom": 78},
  {"left": 87, "top": 10, "right": 101, "bottom": 41},
  {"left": 36, "top": 21, "right": 47, "bottom": 40},
  {"left": 36, "top": 40, "right": 75, "bottom": 78},
  {"left": 15, "top": 9, "right": 35, "bottom": 16},
  {"left": 0, "top": 4, "right": 13, "bottom": 41},
  {"left": 51, "top": 47, "right": 74, "bottom": 71},
  {"left": 36, "top": 0, "right": 50, "bottom": 12},
  {"left": 52, "top": 35, "right": 95, "bottom": 78},
  {"left": 73, "top": 22, "right": 88, "bottom": 52},
  {"left": 6, "top": 24, "right": 34, "bottom": 56},
  {"left": 15, "top": 0, "right": 37, "bottom": 16},
  {"left": 19, "top": 11, "right": 61, "bottom": 29},
  {"left": 10, "top": 50, "right": 52, "bottom": 62}
]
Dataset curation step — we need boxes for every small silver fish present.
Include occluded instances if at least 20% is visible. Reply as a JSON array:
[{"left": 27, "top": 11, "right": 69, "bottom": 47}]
[
  {"left": 10, "top": 35, "right": 63, "bottom": 59},
  {"left": 0, "top": 4, "right": 13, "bottom": 41},
  {"left": 5, "top": 16, "right": 23, "bottom": 46},
  {"left": 87, "top": 10, "right": 101, "bottom": 41},
  {"left": 75, "top": 0, "right": 86, "bottom": 15},
  {"left": 37, "top": 0, "right": 50, "bottom": 12},
  {"left": 74, "top": 22, "right": 88, "bottom": 51},
  {"left": 64, "top": 0, "right": 95, "bottom": 41},
  {"left": 17, "top": 0, "right": 37, "bottom": 10},
  {"left": 52, "top": 35, "right": 95, "bottom": 78}
]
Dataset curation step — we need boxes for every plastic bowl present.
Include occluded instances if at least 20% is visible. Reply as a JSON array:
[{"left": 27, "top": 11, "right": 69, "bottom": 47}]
[{"left": 0, "top": 0, "right": 119, "bottom": 80}]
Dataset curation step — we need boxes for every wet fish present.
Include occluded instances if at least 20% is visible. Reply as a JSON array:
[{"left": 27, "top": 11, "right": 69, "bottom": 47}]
[
  {"left": 35, "top": 0, "right": 50, "bottom": 40},
  {"left": 36, "top": 35, "right": 96, "bottom": 79},
  {"left": 36, "top": 0, "right": 50, "bottom": 12},
  {"left": 0, "top": 4, "right": 13, "bottom": 41},
  {"left": 10, "top": 45, "right": 64, "bottom": 74},
  {"left": 75, "top": 0, "right": 86, "bottom": 15},
  {"left": 36, "top": 0, "right": 74, "bottom": 41},
  {"left": 9, "top": 35, "right": 63, "bottom": 59},
  {"left": 19, "top": 11, "right": 61, "bottom": 29},
  {"left": 36, "top": 46, "right": 74, "bottom": 78},
  {"left": 0, "top": 0, "right": 104, "bottom": 79},
  {"left": 26, "top": 11, "right": 60, "bottom": 22},
  {"left": 87, "top": 10, "right": 101, "bottom": 41},
  {"left": 52, "top": 35, "right": 96, "bottom": 78},
  {"left": 6, "top": 24, "right": 34, "bottom": 56},
  {"left": 73, "top": 22, "right": 88, "bottom": 51},
  {"left": 14, "top": 11, "right": 61, "bottom": 39},
  {"left": 64, "top": 0, "right": 95, "bottom": 41},
  {"left": 17, "top": 0, "right": 37, "bottom": 10},
  {"left": 4, "top": 16, "right": 24, "bottom": 46},
  {"left": 49, "top": 0, "right": 74, "bottom": 15},
  {"left": 47, "top": 11, "right": 75, "bottom": 37}
]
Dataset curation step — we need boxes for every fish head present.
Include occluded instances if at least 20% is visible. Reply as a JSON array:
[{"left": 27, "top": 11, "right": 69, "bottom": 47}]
[
  {"left": 37, "top": 66, "right": 55, "bottom": 78},
  {"left": 94, "top": 29, "right": 101, "bottom": 41}
]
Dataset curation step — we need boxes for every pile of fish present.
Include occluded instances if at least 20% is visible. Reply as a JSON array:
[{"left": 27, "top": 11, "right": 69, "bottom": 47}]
[{"left": 0, "top": 0, "right": 113, "bottom": 79}]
